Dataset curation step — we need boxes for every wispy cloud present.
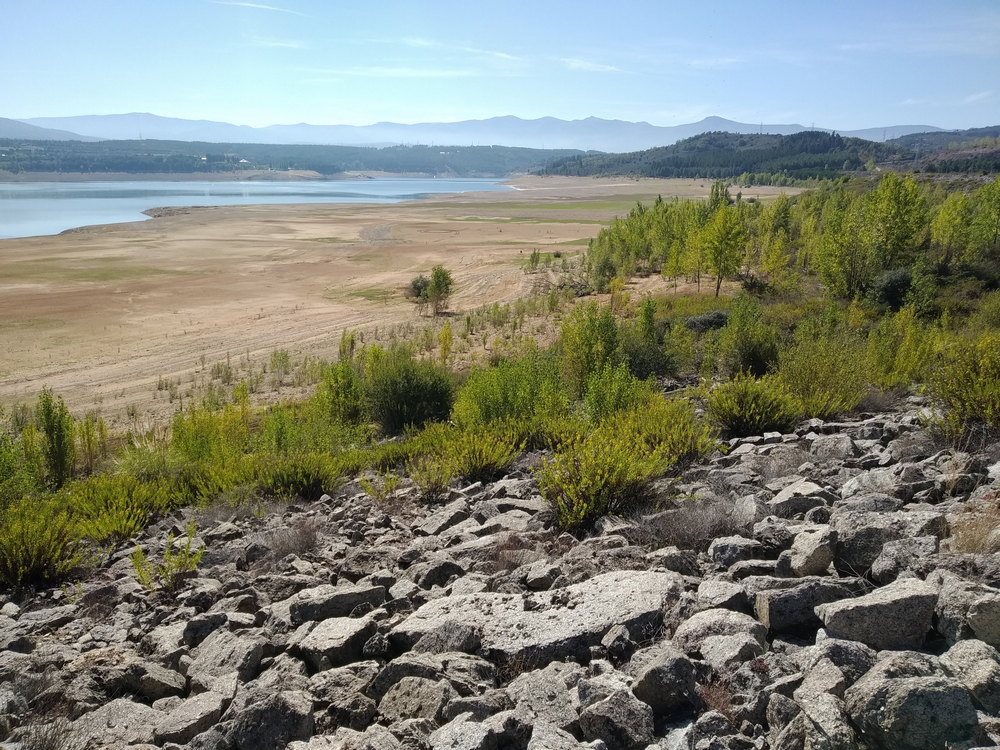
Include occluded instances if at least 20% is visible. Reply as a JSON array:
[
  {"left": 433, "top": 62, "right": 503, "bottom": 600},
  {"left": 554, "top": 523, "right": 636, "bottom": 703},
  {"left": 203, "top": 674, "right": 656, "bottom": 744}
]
[
  {"left": 401, "top": 37, "right": 523, "bottom": 62},
  {"left": 962, "top": 90, "right": 995, "bottom": 104},
  {"left": 560, "top": 58, "right": 619, "bottom": 72},
  {"left": 212, "top": 1, "right": 307, "bottom": 17},
  {"left": 300, "top": 65, "right": 479, "bottom": 79},
  {"left": 244, "top": 34, "right": 307, "bottom": 49}
]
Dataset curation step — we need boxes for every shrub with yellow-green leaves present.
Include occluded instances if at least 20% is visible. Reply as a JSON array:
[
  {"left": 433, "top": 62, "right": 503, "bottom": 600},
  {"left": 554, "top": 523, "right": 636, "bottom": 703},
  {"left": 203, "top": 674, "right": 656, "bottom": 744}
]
[
  {"left": 536, "top": 400, "right": 716, "bottom": 529},
  {"left": 68, "top": 473, "right": 172, "bottom": 545},
  {"left": 0, "top": 497, "right": 86, "bottom": 590},
  {"left": 777, "top": 331, "right": 869, "bottom": 418},
  {"left": 927, "top": 333, "right": 1000, "bottom": 444},
  {"left": 707, "top": 373, "right": 801, "bottom": 438}
]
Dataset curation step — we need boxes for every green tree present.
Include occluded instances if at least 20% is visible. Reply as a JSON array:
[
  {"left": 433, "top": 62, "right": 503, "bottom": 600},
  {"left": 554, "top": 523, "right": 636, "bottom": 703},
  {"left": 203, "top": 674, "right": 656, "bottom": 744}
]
[
  {"left": 865, "top": 172, "right": 927, "bottom": 270},
  {"left": 704, "top": 206, "right": 747, "bottom": 296},
  {"left": 930, "top": 191, "right": 973, "bottom": 270},
  {"left": 972, "top": 178, "right": 1000, "bottom": 260},
  {"left": 426, "top": 265, "right": 454, "bottom": 316}
]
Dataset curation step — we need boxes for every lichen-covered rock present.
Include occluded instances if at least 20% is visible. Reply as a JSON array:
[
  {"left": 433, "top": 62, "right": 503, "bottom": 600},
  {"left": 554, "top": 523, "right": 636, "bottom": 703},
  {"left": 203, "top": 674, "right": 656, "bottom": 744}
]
[
  {"left": 816, "top": 578, "right": 938, "bottom": 651},
  {"left": 578, "top": 689, "right": 654, "bottom": 750}
]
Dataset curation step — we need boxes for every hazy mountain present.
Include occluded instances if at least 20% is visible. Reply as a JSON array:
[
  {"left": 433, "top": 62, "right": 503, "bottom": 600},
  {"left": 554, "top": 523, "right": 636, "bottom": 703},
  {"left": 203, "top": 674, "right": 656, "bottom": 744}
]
[
  {"left": 16, "top": 113, "right": 944, "bottom": 151},
  {"left": 0, "top": 117, "right": 95, "bottom": 141}
]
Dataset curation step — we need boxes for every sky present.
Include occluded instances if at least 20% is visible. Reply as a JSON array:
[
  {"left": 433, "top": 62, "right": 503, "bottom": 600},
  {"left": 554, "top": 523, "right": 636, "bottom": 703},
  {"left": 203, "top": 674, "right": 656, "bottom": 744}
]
[{"left": 4, "top": 0, "right": 999, "bottom": 131}]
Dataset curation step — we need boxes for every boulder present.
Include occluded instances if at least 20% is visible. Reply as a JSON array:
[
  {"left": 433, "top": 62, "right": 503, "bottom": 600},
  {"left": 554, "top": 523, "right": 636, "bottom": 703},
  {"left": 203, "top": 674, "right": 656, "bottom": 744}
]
[
  {"left": 153, "top": 690, "right": 228, "bottom": 745},
  {"left": 783, "top": 526, "right": 836, "bottom": 577},
  {"left": 378, "top": 676, "right": 453, "bottom": 722},
  {"left": 672, "top": 609, "right": 766, "bottom": 657},
  {"left": 629, "top": 643, "right": 697, "bottom": 715},
  {"left": 578, "top": 689, "right": 654, "bottom": 750},
  {"left": 845, "top": 674, "right": 978, "bottom": 750},
  {"left": 294, "top": 614, "right": 377, "bottom": 671},
  {"left": 815, "top": 578, "right": 938, "bottom": 650},
  {"left": 187, "top": 628, "right": 265, "bottom": 690},
  {"left": 830, "top": 510, "right": 946, "bottom": 573},
  {"left": 939, "top": 639, "right": 1000, "bottom": 714},
  {"left": 506, "top": 660, "right": 584, "bottom": 733},
  {"left": 227, "top": 690, "right": 314, "bottom": 750},
  {"left": 69, "top": 698, "right": 162, "bottom": 748},
  {"left": 755, "top": 579, "right": 864, "bottom": 633},
  {"left": 391, "top": 570, "right": 682, "bottom": 667},
  {"left": 287, "top": 583, "right": 386, "bottom": 625}
]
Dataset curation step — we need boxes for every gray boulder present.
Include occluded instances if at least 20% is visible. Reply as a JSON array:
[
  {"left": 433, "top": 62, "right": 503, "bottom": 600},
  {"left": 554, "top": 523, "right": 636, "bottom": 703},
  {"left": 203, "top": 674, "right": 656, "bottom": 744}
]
[
  {"left": 293, "top": 614, "right": 377, "bottom": 671},
  {"left": 845, "top": 674, "right": 978, "bottom": 750},
  {"left": 940, "top": 638, "right": 1000, "bottom": 714},
  {"left": 755, "top": 579, "right": 864, "bottom": 633},
  {"left": 227, "top": 690, "right": 314, "bottom": 750},
  {"left": 378, "top": 676, "right": 454, "bottom": 722},
  {"left": 578, "top": 689, "right": 654, "bottom": 750},
  {"left": 815, "top": 578, "right": 938, "bottom": 650},
  {"left": 187, "top": 628, "right": 265, "bottom": 690},
  {"left": 287, "top": 583, "right": 386, "bottom": 625},
  {"left": 672, "top": 609, "right": 766, "bottom": 656},
  {"left": 629, "top": 643, "right": 697, "bottom": 715},
  {"left": 391, "top": 570, "right": 682, "bottom": 667},
  {"left": 506, "top": 660, "right": 584, "bottom": 733},
  {"left": 783, "top": 526, "right": 836, "bottom": 577},
  {"left": 830, "top": 510, "right": 946, "bottom": 574},
  {"left": 153, "top": 690, "right": 228, "bottom": 745}
]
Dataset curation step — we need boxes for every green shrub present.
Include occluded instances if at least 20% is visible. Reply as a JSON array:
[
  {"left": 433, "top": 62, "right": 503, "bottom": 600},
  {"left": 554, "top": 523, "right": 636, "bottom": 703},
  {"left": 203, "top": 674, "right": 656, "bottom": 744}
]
[
  {"left": 865, "top": 305, "right": 940, "bottom": 389},
  {"left": 252, "top": 452, "right": 343, "bottom": 501},
  {"left": 607, "top": 397, "right": 719, "bottom": 464},
  {"left": 583, "top": 362, "right": 654, "bottom": 423},
  {"left": 621, "top": 326, "right": 676, "bottom": 379},
  {"left": 777, "top": 332, "right": 869, "bottom": 418},
  {"left": 559, "top": 302, "right": 621, "bottom": 398},
  {"left": 452, "top": 349, "right": 567, "bottom": 428},
  {"left": 707, "top": 373, "right": 801, "bottom": 437},
  {"left": 363, "top": 348, "right": 454, "bottom": 434},
  {"left": 0, "top": 431, "right": 38, "bottom": 510},
  {"left": 68, "top": 474, "right": 172, "bottom": 545},
  {"left": 446, "top": 425, "right": 524, "bottom": 484},
  {"left": 0, "top": 497, "right": 86, "bottom": 590},
  {"left": 130, "top": 520, "right": 204, "bottom": 592},
  {"left": 535, "top": 426, "right": 669, "bottom": 529},
  {"left": 407, "top": 454, "right": 456, "bottom": 501},
  {"left": 716, "top": 295, "right": 780, "bottom": 377},
  {"left": 927, "top": 333, "right": 1000, "bottom": 443},
  {"left": 35, "top": 389, "right": 75, "bottom": 489},
  {"left": 315, "top": 361, "right": 364, "bottom": 424},
  {"left": 663, "top": 323, "right": 697, "bottom": 375}
]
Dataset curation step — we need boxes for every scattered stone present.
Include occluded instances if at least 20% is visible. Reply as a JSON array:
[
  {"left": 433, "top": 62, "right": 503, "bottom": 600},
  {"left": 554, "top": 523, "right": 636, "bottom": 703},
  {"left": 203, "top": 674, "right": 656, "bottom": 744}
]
[{"left": 816, "top": 578, "right": 938, "bottom": 651}]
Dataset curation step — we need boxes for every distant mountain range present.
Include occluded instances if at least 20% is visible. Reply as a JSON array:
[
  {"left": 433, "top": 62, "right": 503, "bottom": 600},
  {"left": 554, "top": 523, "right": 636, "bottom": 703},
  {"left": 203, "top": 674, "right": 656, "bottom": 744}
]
[{"left": 5, "top": 113, "right": 945, "bottom": 152}]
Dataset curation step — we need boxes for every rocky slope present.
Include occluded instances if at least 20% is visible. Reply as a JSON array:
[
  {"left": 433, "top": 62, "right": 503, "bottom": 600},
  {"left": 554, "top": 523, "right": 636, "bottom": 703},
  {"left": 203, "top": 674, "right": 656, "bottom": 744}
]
[{"left": 2, "top": 396, "right": 1000, "bottom": 750}]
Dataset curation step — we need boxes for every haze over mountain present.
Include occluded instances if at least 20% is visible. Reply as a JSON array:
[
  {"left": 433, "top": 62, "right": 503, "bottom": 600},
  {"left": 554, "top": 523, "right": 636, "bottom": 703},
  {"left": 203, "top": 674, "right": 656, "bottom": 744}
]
[
  {"left": 0, "top": 117, "right": 99, "bottom": 142},
  {"left": 11, "top": 114, "right": 943, "bottom": 153}
]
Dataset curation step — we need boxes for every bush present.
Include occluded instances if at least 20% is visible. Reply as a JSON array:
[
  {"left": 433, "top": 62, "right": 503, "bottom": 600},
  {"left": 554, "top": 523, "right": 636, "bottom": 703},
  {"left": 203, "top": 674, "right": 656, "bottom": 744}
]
[
  {"left": 68, "top": 474, "right": 172, "bottom": 545},
  {"left": 0, "top": 430, "right": 38, "bottom": 510},
  {"left": 252, "top": 452, "right": 344, "bottom": 501},
  {"left": 452, "top": 349, "right": 567, "bottom": 428},
  {"left": 777, "top": 331, "right": 869, "bottom": 418},
  {"left": 865, "top": 306, "right": 940, "bottom": 389},
  {"left": 716, "top": 295, "right": 779, "bottom": 377},
  {"left": 685, "top": 308, "right": 729, "bottom": 333},
  {"left": 559, "top": 302, "right": 621, "bottom": 398},
  {"left": 583, "top": 362, "right": 654, "bottom": 423},
  {"left": 130, "top": 520, "right": 204, "bottom": 592},
  {"left": 868, "top": 268, "right": 912, "bottom": 310},
  {"left": 927, "top": 333, "right": 1000, "bottom": 444},
  {"left": 0, "top": 497, "right": 86, "bottom": 590},
  {"left": 606, "top": 397, "right": 718, "bottom": 465},
  {"left": 707, "top": 373, "right": 801, "bottom": 437},
  {"left": 621, "top": 325, "right": 676, "bottom": 379},
  {"left": 536, "top": 427, "right": 669, "bottom": 529},
  {"left": 407, "top": 455, "right": 456, "bottom": 501},
  {"left": 314, "top": 361, "right": 364, "bottom": 425},
  {"left": 363, "top": 348, "right": 454, "bottom": 434}
]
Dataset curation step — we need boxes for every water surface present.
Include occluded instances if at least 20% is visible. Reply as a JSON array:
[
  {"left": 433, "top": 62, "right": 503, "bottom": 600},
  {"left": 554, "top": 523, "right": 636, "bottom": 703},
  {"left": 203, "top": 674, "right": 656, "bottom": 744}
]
[{"left": 0, "top": 178, "right": 508, "bottom": 239}]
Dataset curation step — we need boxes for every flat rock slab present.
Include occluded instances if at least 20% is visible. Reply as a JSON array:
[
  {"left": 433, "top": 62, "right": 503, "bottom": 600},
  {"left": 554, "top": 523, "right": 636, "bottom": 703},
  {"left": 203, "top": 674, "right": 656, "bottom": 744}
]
[{"left": 391, "top": 570, "right": 682, "bottom": 666}]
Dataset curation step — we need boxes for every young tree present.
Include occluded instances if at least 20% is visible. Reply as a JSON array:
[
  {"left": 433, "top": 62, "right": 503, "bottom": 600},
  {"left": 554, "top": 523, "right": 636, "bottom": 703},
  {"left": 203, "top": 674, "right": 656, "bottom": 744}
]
[
  {"left": 930, "top": 191, "right": 973, "bottom": 270},
  {"left": 35, "top": 388, "right": 75, "bottom": 489},
  {"left": 426, "top": 265, "right": 454, "bottom": 316},
  {"left": 704, "top": 206, "right": 747, "bottom": 296}
]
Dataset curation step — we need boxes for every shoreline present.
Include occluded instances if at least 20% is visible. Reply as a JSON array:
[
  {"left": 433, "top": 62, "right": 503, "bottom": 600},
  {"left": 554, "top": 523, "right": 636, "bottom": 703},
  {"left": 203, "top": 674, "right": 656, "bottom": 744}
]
[{"left": 0, "top": 169, "right": 513, "bottom": 183}]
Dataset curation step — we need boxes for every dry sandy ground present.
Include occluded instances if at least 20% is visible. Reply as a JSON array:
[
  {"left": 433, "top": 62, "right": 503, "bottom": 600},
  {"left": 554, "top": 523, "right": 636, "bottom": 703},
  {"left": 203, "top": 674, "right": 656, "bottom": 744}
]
[{"left": 0, "top": 177, "right": 797, "bottom": 425}]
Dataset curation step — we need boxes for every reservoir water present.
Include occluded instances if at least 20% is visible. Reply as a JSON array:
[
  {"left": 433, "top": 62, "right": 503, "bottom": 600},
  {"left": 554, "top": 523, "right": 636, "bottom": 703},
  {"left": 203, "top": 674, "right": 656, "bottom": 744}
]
[{"left": 0, "top": 177, "right": 510, "bottom": 240}]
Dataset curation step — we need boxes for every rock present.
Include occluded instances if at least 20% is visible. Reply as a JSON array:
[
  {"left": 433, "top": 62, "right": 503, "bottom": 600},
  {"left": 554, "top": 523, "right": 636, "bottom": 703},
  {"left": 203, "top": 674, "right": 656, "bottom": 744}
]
[
  {"left": 784, "top": 526, "right": 836, "bottom": 577},
  {"left": 368, "top": 652, "right": 495, "bottom": 702},
  {"left": 506, "top": 660, "right": 584, "bottom": 733},
  {"left": 801, "top": 638, "right": 876, "bottom": 685},
  {"left": 755, "top": 579, "right": 865, "bottom": 633},
  {"left": 629, "top": 643, "right": 697, "bottom": 715},
  {"left": 830, "top": 510, "right": 946, "bottom": 573},
  {"left": 228, "top": 690, "right": 314, "bottom": 750},
  {"left": 816, "top": 578, "right": 938, "bottom": 650},
  {"left": 810, "top": 434, "right": 859, "bottom": 462},
  {"left": 413, "top": 620, "right": 482, "bottom": 654},
  {"left": 845, "top": 674, "right": 978, "bottom": 750},
  {"left": 391, "top": 570, "right": 682, "bottom": 667},
  {"left": 870, "top": 536, "right": 938, "bottom": 585},
  {"left": 939, "top": 639, "right": 1000, "bottom": 714},
  {"left": 378, "top": 676, "right": 453, "bottom": 722},
  {"left": 672, "top": 609, "right": 766, "bottom": 656},
  {"left": 69, "top": 698, "right": 162, "bottom": 748},
  {"left": 708, "top": 536, "right": 763, "bottom": 568},
  {"left": 187, "top": 628, "right": 265, "bottom": 690},
  {"left": 768, "top": 479, "right": 832, "bottom": 518},
  {"left": 429, "top": 710, "right": 533, "bottom": 750},
  {"left": 416, "top": 500, "right": 470, "bottom": 536},
  {"left": 294, "top": 614, "right": 377, "bottom": 671},
  {"left": 153, "top": 690, "right": 228, "bottom": 745},
  {"left": 122, "top": 660, "right": 186, "bottom": 701},
  {"left": 182, "top": 612, "right": 228, "bottom": 647},
  {"left": 288, "top": 583, "right": 386, "bottom": 625},
  {"left": 578, "top": 689, "right": 654, "bottom": 750},
  {"left": 697, "top": 580, "right": 749, "bottom": 612},
  {"left": 527, "top": 721, "right": 600, "bottom": 749}
]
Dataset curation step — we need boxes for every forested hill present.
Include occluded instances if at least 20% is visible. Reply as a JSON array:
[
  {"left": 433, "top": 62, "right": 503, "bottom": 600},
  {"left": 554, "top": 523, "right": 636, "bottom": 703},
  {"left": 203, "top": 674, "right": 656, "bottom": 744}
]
[
  {"left": 538, "top": 131, "right": 906, "bottom": 182},
  {"left": 0, "top": 139, "right": 587, "bottom": 178}
]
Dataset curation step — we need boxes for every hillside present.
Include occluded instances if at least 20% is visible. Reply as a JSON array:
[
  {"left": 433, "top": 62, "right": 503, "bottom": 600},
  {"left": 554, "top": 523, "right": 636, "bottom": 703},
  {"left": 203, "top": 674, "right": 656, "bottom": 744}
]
[
  {"left": 538, "top": 131, "right": 906, "bottom": 181},
  {"left": 0, "top": 139, "right": 587, "bottom": 178}
]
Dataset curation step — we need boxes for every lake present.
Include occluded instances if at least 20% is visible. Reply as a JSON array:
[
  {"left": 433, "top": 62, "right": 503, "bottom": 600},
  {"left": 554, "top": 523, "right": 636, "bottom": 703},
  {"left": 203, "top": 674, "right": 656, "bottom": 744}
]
[{"left": 0, "top": 177, "right": 510, "bottom": 239}]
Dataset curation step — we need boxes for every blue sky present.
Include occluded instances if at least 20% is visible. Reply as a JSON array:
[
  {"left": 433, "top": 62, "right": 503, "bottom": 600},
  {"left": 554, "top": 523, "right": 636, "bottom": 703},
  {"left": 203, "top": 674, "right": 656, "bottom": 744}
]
[{"left": 5, "top": 0, "right": 999, "bottom": 130}]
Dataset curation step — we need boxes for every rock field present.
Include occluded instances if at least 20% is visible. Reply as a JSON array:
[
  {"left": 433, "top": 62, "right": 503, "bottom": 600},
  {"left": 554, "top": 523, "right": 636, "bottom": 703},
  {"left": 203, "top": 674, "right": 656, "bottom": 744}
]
[{"left": 2, "top": 395, "right": 1000, "bottom": 749}]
